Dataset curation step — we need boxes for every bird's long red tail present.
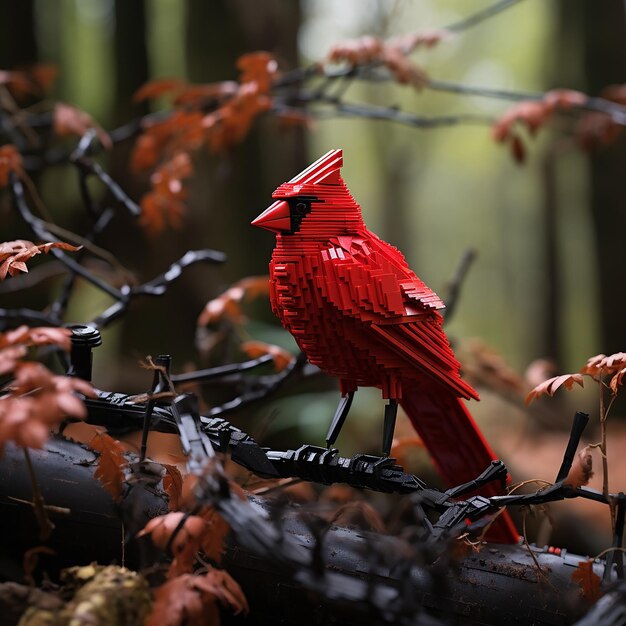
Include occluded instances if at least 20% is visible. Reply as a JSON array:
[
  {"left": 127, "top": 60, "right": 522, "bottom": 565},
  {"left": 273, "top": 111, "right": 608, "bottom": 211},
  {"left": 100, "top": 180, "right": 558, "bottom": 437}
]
[{"left": 400, "top": 387, "right": 518, "bottom": 544}]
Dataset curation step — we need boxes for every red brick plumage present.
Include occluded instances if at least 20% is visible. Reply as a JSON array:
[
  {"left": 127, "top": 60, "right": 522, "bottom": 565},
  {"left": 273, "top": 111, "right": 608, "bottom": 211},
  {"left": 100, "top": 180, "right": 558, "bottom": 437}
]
[{"left": 253, "top": 149, "right": 517, "bottom": 543}]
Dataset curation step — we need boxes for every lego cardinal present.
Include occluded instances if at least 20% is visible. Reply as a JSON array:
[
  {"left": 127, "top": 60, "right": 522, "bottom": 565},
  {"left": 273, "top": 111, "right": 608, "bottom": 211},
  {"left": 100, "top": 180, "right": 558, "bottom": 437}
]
[{"left": 253, "top": 149, "right": 517, "bottom": 542}]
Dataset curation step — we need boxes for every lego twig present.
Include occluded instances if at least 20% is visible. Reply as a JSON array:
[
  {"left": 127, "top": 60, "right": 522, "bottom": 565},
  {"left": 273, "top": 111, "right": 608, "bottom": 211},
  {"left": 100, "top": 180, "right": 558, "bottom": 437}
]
[
  {"left": 204, "top": 351, "right": 311, "bottom": 418},
  {"left": 441, "top": 248, "right": 477, "bottom": 324}
]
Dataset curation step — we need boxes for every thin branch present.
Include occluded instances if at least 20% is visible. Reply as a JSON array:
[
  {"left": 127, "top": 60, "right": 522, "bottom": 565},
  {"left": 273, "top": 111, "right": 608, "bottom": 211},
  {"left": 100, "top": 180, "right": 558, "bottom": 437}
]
[
  {"left": 442, "top": 248, "right": 477, "bottom": 324},
  {"left": 91, "top": 249, "right": 225, "bottom": 328},
  {"left": 10, "top": 173, "right": 125, "bottom": 301},
  {"left": 446, "top": 0, "right": 527, "bottom": 33},
  {"left": 23, "top": 447, "right": 55, "bottom": 541}
]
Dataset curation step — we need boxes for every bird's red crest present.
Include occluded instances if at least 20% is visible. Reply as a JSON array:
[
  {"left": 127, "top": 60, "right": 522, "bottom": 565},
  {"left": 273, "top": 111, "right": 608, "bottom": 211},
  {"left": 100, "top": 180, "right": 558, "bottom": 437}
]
[
  {"left": 272, "top": 149, "right": 346, "bottom": 198},
  {"left": 288, "top": 149, "right": 343, "bottom": 186}
]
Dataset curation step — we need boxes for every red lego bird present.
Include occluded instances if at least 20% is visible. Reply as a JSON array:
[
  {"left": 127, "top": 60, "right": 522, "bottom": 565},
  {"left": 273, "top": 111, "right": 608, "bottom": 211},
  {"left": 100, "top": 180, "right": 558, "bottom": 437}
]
[{"left": 253, "top": 149, "right": 517, "bottom": 543}]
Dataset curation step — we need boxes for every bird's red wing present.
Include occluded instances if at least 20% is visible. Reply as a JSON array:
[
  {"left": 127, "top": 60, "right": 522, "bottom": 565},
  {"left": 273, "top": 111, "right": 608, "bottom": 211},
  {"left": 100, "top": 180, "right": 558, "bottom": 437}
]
[
  {"left": 316, "top": 237, "right": 477, "bottom": 400},
  {"left": 318, "top": 235, "right": 444, "bottom": 317},
  {"left": 371, "top": 322, "right": 478, "bottom": 401}
]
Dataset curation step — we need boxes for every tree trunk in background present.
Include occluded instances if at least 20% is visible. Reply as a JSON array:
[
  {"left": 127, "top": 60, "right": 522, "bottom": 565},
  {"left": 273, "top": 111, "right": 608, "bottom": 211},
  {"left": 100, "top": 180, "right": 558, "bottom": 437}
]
[
  {"left": 184, "top": 0, "right": 306, "bottom": 280},
  {"left": 541, "top": 146, "right": 561, "bottom": 364},
  {"left": 581, "top": 3, "right": 626, "bottom": 354},
  {"left": 110, "top": 0, "right": 306, "bottom": 385},
  {"left": 113, "top": 0, "right": 150, "bottom": 124},
  {"left": 0, "top": 0, "right": 37, "bottom": 68},
  {"left": 549, "top": 1, "right": 626, "bottom": 361}
]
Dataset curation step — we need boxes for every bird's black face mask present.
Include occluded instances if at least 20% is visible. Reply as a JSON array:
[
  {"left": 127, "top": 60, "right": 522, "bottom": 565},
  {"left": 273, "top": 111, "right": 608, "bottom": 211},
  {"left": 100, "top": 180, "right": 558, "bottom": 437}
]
[{"left": 285, "top": 196, "right": 319, "bottom": 235}]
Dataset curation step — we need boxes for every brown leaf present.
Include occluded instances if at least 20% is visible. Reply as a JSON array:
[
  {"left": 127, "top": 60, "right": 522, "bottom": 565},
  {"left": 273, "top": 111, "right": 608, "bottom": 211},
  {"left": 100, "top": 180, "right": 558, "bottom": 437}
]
[
  {"left": 146, "top": 568, "right": 247, "bottom": 626},
  {"left": 564, "top": 446, "right": 594, "bottom": 488},
  {"left": 0, "top": 240, "right": 81, "bottom": 280},
  {"left": 88, "top": 432, "right": 128, "bottom": 501},
  {"left": 511, "top": 134, "right": 526, "bottom": 164},
  {"left": 328, "top": 501, "right": 386, "bottom": 533},
  {"left": 138, "top": 153, "right": 192, "bottom": 236},
  {"left": 580, "top": 353, "right": 607, "bottom": 377},
  {"left": 600, "top": 352, "right": 626, "bottom": 371},
  {"left": 610, "top": 368, "right": 626, "bottom": 395},
  {"left": 163, "top": 464, "right": 184, "bottom": 511},
  {"left": 139, "top": 511, "right": 208, "bottom": 577},
  {"left": 22, "top": 546, "right": 55, "bottom": 585},
  {"left": 493, "top": 89, "right": 587, "bottom": 160},
  {"left": 571, "top": 560, "right": 602, "bottom": 602},
  {"left": 390, "top": 435, "right": 424, "bottom": 468},
  {"left": 173, "top": 81, "right": 238, "bottom": 107},
  {"left": 197, "top": 276, "right": 269, "bottom": 327},
  {"left": 53, "top": 103, "right": 112, "bottom": 150},
  {"left": 133, "top": 78, "right": 185, "bottom": 103},
  {"left": 525, "top": 373, "right": 584, "bottom": 405},
  {"left": 580, "top": 352, "right": 626, "bottom": 377},
  {"left": 0, "top": 359, "right": 94, "bottom": 453},
  {"left": 146, "top": 574, "right": 218, "bottom": 626},
  {"left": 194, "top": 568, "right": 249, "bottom": 615},
  {"left": 0, "top": 325, "right": 72, "bottom": 352},
  {"left": 0, "top": 345, "right": 27, "bottom": 375},
  {"left": 241, "top": 340, "right": 293, "bottom": 372},
  {"left": 0, "top": 145, "right": 23, "bottom": 187},
  {"left": 197, "top": 507, "right": 230, "bottom": 564},
  {"left": 236, "top": 52, "right": 278, "bottom": 93}
]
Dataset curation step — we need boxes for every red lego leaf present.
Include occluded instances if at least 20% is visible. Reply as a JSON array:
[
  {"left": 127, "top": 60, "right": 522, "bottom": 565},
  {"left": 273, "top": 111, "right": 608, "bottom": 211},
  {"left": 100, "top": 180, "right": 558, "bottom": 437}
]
[
  {"left": 525, "top": 374, "right": 584, "bottom": 405},
  {"left": 88, "top": 432, "right": 128, "bottom": 502},
  {"left": 571, "top": 560, "right": 602, "bottom": 602}
]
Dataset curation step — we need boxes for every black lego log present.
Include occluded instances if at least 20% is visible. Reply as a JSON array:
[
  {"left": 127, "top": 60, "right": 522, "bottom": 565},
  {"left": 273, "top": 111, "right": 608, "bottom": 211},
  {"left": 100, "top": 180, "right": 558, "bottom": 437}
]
[{"left": 0, "top": 437, "right": 601, "bottom": 625}]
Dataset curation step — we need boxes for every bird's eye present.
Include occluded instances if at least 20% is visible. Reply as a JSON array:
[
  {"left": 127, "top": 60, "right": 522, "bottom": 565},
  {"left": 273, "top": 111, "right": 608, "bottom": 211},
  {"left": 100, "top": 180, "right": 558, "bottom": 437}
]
[{"left": 295, "top": 202, "right": 307, "bottom": 214}]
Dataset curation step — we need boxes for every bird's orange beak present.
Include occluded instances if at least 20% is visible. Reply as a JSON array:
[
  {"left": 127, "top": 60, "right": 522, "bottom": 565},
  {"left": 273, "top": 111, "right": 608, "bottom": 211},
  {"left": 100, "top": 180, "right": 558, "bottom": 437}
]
[{"left": 251, "top": 200, "right": 290, "bottom": 233}]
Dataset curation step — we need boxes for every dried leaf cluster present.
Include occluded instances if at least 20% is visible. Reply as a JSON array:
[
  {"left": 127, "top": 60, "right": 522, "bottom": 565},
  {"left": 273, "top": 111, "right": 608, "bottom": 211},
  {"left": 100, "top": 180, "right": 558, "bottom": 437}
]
[
  {"left": 0, "top": 144, "right": 23, "bottom": 186},
  {"left": 0, "top": 326, "right": 94, "bottom": 453},
  {"left": 0, "top": 239, "right": 80, "bottom": 279},
  {"left": 492, "top": 89, "right": 587, "bottom": 163},
  {"left": 325, "top": 31, "right": 447, "bottom": 89},
  {"left": 526, "top": 351, "right": 626, "bottom": 405},
  {"left": 131, "top": 52, "right": 278, "bottom": 235},
  {"left": 146, "top": 569, "right": 248, "bottom": 626}
]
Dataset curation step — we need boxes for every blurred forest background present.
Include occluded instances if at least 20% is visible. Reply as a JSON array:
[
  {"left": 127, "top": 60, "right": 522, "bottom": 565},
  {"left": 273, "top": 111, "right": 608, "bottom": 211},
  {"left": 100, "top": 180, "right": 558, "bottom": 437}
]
[{"left": 2, "top": 0, "right": 626, "bottom": 550}]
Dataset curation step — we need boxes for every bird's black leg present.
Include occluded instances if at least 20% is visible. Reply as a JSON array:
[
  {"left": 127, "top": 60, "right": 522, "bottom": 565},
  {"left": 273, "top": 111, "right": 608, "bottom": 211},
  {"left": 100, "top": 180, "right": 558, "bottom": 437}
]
[
  {"left": 382, "top": 399, "right": 398, "bottom": 457},
  {"left": 326, "top": 391, "right": 355, "bottom": 448}
]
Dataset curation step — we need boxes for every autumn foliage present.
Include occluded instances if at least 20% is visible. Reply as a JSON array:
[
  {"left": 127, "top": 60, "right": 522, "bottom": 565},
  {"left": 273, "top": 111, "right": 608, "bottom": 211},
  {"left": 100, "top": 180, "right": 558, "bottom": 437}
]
[
  {"left": 0, "top": 240, "right": 81, "bottom": 279},
  {"left": 131, "top": 52, "right": 278, "bottom": 234},
  {"left": 0, "top": 326, "right": 95, "bottom": 453}
]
